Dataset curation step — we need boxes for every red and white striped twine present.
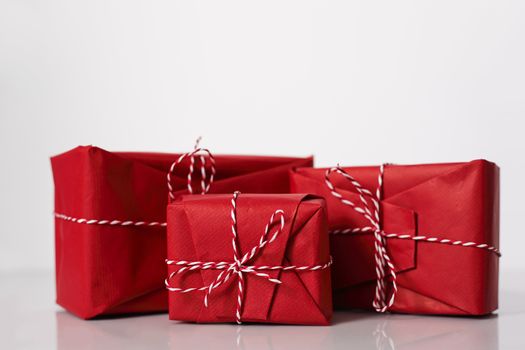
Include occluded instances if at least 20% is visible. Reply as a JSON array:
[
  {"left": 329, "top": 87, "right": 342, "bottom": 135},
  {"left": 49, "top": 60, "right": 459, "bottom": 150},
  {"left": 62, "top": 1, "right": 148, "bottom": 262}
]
[
  {"left": 165, "top": 191, "right": 333, "bottom": 324},
  {"left": 54, "top": 138, "right": 215, "bottom": 228},
  {"left": 167, "top": 137, "right": 216, "bottom": 201},
  {"left": 324, "top": 164, "right": 501, "bottom": 313},
  {"left": 53, "top": 213, "right": 167, "bottom": 227}
]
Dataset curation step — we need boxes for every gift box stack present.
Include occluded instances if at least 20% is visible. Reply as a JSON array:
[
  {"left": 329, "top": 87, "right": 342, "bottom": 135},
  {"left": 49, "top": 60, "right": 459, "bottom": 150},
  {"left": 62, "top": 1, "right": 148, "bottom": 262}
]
[{"left": 51, "top": 141, "right": 500, "bottom": 325}]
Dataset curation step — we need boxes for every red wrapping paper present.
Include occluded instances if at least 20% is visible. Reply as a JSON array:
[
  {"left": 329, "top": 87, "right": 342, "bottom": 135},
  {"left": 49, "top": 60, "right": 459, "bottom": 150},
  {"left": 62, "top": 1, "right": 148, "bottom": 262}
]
[
  {"left": 166, "top": 194, "right": 332, "bottom": 325},
  {"left": 290, "top": 159, "right": 499, "bottom": 315},
  {"left": 51, "top": 146, "right": 313, "bottom": 319}
]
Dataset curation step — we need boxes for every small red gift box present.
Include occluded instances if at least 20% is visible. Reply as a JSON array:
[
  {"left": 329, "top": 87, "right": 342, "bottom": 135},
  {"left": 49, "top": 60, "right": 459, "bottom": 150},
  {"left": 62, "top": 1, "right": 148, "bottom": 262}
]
[
  {"left": 290, "top": 159, "right": 500, "bottom": 315},
  {"left": 51, "top": 145, "right": 312, "bottom": 319},
  {"left": 166, "top": 193, "right": 333, "bottom": 325}
]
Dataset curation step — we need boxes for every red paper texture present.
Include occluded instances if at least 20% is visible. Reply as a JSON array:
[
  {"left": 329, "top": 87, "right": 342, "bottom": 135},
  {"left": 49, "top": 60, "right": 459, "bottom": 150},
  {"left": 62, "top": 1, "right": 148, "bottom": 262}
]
[
  {"left": 290, "top": 160, "right": 499, "bottom": 315},
  {"left": 167, "top": 194, "right": 332, "bottom": 325},
  {"left": 51, "top": 146, "right": 313, "bottom": 319}
]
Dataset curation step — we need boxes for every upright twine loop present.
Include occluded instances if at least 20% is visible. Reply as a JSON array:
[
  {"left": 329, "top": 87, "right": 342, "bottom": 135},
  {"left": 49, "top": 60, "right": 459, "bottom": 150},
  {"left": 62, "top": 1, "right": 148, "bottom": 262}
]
[
  {"left": 165, "top": 191, "right": 333, "bottom": 324},
  {"left": 167, "top": 137, "right": 216, "bottom": 201},
  {"left": 325, "top": 164, "right": 395, "bottom": 312},
  {"left": 324, "top": 164, "right": 501, "bottom": 313}
]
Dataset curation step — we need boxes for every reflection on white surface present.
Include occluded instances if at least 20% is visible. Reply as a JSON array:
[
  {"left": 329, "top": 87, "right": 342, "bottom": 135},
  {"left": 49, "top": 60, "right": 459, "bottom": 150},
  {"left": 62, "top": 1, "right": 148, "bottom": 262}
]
[
  {"left": 1, "top": 271, "right": 524, "bottom": 349},
  {"left": 54, "top": 310, "right": 500, "bottom": 350}
]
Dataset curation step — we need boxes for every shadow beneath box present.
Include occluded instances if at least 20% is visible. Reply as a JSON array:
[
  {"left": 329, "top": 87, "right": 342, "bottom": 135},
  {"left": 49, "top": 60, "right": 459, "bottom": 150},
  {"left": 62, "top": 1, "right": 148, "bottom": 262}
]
[{"left": 88, "top": 310, "right": 168, "bottom": 320}]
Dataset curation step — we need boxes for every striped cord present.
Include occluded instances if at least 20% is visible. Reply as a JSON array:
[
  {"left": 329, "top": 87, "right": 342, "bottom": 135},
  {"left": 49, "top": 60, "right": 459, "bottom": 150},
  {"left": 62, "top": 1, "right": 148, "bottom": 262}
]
[{"left": 54, "top": 213, "right": 166, "bottom": 227}]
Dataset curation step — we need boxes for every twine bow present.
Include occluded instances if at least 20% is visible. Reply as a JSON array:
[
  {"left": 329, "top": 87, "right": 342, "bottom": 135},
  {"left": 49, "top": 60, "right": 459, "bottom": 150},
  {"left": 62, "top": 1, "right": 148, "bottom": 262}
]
[
  {"left": 167, "top": 136, "right": 216, "bottom": 200},
  {"left": 165, "top": 191, "right": 333, "bottom": 324},
  {"left": 324, "top": 164, "right": 501, "bottom": 313}
]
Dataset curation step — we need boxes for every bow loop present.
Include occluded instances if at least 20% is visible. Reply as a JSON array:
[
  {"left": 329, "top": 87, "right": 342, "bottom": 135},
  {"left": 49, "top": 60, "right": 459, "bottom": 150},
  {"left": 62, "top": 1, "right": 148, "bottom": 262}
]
[{"left": 167, "top": 138, "right": 216, "bottom": 201}]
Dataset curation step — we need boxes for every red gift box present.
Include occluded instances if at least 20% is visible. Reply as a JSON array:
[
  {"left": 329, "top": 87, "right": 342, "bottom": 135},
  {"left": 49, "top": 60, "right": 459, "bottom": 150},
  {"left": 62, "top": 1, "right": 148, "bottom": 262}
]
[
  {"left": 51, "top": 145, "right": 313, "bottom": 319},
  {"left": 290, "top": 159, "right": 500, "bottom": 315},
  {"left": 166, "top": 192, "right": 333, "bottom": 325}
]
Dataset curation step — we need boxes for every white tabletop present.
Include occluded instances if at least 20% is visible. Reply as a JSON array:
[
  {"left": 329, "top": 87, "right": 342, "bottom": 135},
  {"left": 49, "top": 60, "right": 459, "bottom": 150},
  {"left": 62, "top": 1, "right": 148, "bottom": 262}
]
[{"left": 1, "top": 270, "right": 524, "bottom": 350}]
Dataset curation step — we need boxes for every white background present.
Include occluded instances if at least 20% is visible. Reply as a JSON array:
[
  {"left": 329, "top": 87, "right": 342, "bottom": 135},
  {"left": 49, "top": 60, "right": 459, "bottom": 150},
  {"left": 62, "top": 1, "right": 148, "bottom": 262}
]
[{"left": 1, "top": 0, "right": 524, "bottom": 273}]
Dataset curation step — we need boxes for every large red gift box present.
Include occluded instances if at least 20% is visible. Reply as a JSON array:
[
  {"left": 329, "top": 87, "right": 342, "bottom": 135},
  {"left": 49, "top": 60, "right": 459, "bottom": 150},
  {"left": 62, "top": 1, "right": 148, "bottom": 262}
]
[
  {"left": 51, "top": 146, "right": 312, "bottom": 319},
  {"left": 166, "top": 193, "right": 332, "bottom": 325},
  {"left": 290, "top": 159, "right": 500, "bottom": 315}
]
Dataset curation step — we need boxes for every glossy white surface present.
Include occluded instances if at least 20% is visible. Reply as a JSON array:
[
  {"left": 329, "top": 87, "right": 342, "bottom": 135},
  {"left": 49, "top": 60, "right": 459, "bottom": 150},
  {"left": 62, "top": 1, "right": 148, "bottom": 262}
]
[{"left": 1, "top": 270, "right": 524, "bottom": 349}]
